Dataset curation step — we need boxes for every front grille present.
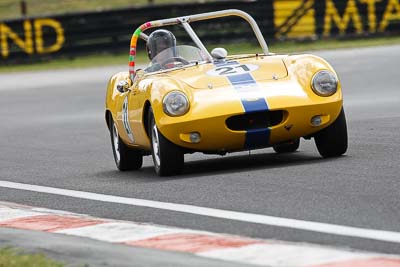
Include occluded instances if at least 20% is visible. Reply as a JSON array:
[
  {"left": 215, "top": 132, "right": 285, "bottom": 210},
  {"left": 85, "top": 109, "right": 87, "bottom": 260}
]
[{"left": 226, "top": 110, "right": 284, "bottom": 131}]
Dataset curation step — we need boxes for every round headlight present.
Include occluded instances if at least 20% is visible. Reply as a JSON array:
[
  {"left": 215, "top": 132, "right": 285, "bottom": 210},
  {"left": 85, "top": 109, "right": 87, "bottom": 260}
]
[
  {"left": 163, "top": 91, "right": 189, "bottom": 116},
  {"left": 311, "top": 70, "right": 338, "bottom": 97}
]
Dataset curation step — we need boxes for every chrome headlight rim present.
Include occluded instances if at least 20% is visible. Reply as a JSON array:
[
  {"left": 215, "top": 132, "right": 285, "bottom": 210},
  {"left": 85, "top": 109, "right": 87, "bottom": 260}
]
[
  {"left": 311, "top": 70, "right": 338, "bottom": 97},
  {"left": 162, "top": 90, "right": 190, "bottom": 117}
]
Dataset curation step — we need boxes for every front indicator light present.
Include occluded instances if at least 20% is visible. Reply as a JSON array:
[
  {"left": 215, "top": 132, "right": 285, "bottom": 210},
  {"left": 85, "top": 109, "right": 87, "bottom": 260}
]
[
  {"left": 311, "top": 70, "right": 338, "bottom": 96},
  {"left": 310, "top": 114, "right": 330, "bottom": 127},
  {"left": 311, "top": 115, "right": 322, "bottom": 126},
  {"left": 190, "top": 132, "right": 201, "bottom": 143},
  {"left": 180, "top": 132, "right": 201, "bottom": 144}
]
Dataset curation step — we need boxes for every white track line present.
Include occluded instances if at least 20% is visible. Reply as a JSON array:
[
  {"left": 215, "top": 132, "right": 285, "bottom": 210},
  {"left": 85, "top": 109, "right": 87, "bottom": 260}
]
[{"left": 1, "top": 180, "right": 400, "bottom": 244}]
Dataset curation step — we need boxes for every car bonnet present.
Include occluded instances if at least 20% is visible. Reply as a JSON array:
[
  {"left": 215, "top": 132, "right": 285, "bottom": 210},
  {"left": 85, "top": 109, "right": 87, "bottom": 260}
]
[{"left": 164, "top": 56, "right": 288, "bottom": 90}]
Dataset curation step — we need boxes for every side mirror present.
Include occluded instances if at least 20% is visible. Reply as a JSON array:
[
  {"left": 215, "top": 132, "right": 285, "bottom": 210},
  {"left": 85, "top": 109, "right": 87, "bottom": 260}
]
[
  {"left": 116, "top": 79, "right": 132, "bottom": 93},
  {"left": 134, "top": 69, "right": 145, "bottom": 81}
]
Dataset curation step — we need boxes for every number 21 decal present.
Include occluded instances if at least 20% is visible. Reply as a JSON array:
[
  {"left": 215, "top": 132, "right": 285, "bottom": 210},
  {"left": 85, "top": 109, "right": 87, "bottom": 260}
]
[{"left": 207, "top": 64, "right": 259, "bottom": 77}]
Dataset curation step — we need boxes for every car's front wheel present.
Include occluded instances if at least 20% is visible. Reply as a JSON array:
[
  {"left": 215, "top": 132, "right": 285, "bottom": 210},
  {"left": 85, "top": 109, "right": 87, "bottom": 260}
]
[
  {"left": 109, "top": 115, "right": 143, "bottom": 171},
  {"left": 314, "top": 108, "right": 348, "bottom": 158},
  {"left": 273, "top": 139, "right": 300, "bottom": 153},
  {"left": 149, "top": 108, "right": 184, "bottom": 176}
]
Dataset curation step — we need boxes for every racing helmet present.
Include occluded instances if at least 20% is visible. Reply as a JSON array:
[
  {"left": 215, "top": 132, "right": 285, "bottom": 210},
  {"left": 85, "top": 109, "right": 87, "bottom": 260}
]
[{"left": 146, "top": 29, "right": 176, "bottom": 60}]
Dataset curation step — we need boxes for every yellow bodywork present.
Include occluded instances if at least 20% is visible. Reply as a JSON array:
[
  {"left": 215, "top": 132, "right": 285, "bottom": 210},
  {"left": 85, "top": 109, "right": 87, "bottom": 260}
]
[{"left": 105, "top": 53, "right": 342, "bottom": 154}]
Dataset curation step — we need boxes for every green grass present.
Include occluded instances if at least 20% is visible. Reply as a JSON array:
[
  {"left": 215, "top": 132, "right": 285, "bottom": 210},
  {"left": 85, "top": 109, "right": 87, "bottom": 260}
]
[
  {"left": 1, "top": 35, "right": 399, "bottom": 73},
  {"left": 0, "top": 0, "right": 209, "bottom": 21},
  {"left": 0, "top": 247, "right": 65, "bottom": 267}
]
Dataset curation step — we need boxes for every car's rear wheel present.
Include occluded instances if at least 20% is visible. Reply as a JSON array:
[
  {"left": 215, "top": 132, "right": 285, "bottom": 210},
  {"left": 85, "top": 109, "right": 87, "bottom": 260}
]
[
  {"left": 148, "top": 107, "right": 184, "bottom": 176},
  {"left": 314, "top": 108, "right": 348, "bottom": 158},
  {"left": 109, "top": 115, "right": 143, "bottom": 171},
  {"left": 273, "top": 139, "right": 300, "bottom": 153}
]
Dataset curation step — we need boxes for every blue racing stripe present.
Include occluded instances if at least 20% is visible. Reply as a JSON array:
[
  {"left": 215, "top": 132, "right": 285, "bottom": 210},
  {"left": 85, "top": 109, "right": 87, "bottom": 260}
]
[
  {"left": 229, "top": 73, "right": 255, "bottom": 86},
  {"left": 228, "top": 73, "right": 268, "bottom": 113},
  {"left": 215, "top": 61, "right": 270, "bottom": 149},
  {"left": 245, "top": 129, "right": 270, "bottom": 149},
  {"left": 241, "top": 98, "right": 270, "bottom": 114}
]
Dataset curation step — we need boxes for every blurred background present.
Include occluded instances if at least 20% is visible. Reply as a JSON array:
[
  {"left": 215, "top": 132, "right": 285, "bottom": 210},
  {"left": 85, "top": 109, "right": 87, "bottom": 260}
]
[
  {"left": 0, "top": 0, "right": 213, "bottom": 19},
  {"left": 0, "top": 0, "right": 399, "bottom": 67}
]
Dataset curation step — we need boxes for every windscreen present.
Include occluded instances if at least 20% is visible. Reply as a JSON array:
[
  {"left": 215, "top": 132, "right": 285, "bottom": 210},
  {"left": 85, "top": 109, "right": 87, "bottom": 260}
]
[{"left": 145, "top": 45, "right": 207, "bottom": 73}]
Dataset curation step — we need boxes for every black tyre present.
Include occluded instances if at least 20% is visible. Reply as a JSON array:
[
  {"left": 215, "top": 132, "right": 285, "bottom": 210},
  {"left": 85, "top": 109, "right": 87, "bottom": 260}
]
[
  {"left": 109, "top": 115, "right": 143, "bottom": 171},
  {"left": 148, "top": 108, "right": 184, "bottom": 176},
  {"left": 273, "top": 139, "right": 300, "bottom": 153},
  {"left": 314, "top": 108, "right": 348, "bottom": 158}
]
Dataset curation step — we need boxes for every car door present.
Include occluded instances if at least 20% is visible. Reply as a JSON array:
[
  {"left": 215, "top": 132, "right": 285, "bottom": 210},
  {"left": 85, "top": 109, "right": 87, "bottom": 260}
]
[{"left": 125, "top": 71, "right": 151, "bottom": 149}]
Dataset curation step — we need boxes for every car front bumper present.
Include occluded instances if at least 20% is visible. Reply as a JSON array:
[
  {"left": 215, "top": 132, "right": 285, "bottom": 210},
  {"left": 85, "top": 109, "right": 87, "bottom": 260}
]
[{"left": 157, "top": 98, "right": 343, "bottom": 153}]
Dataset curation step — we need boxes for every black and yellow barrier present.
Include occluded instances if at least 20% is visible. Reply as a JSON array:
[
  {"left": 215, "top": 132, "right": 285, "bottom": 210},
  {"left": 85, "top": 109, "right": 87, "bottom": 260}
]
[
  {"left": 0, "top": 18, "right": 64, "bottom": 58},
  {"left": 274, "top": 0, "right": 400, "bottom": 39},
  {"left": 1, "top": 0, "right": 399, "bottom": 63}
]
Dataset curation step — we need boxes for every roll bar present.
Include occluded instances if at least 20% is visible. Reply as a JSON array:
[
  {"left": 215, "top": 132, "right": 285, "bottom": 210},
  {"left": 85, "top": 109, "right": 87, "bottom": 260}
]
[{"left": 128, "top": 9, "right": 269, "bottom": 79}]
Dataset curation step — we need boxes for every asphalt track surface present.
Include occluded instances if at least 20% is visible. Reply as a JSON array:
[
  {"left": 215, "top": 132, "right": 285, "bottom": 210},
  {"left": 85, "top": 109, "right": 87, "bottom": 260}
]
[{"left": 0, "top": 45, "right": 400, "bottom": 258}]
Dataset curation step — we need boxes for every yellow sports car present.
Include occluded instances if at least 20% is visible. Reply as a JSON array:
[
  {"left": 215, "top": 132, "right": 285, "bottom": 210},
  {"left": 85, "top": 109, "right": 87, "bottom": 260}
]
[{"left": 105, "top": 9, "right": 347, "bottom": 176}]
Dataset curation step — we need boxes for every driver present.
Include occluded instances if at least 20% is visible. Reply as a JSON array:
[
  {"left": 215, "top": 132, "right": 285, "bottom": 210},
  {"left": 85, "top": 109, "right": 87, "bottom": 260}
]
[
  {"left": 145, "top": 29, "right": 177, "bottom": 72},
  {"left": 147, "top": 29, "right": 176, "bottom": 60}
]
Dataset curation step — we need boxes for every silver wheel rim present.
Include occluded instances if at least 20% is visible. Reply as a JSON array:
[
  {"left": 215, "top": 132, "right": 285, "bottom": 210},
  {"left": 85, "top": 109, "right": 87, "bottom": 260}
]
[
  {"left": 112, "top": 122, "right": 120, "bottom": 163},
  {"left": 151, "top": 124, "right": 161, "bottom": 167}
]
